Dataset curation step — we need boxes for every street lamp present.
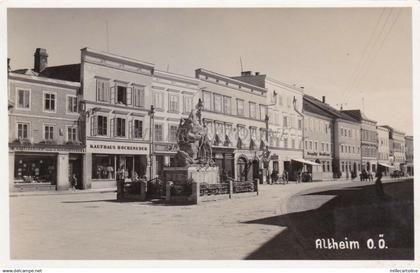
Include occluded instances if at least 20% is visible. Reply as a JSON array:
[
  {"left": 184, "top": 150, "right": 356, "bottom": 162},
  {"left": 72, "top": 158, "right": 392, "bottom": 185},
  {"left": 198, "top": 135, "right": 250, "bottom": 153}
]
[{"left": 148, "top": 105, "right": 155, "bottom": 180}]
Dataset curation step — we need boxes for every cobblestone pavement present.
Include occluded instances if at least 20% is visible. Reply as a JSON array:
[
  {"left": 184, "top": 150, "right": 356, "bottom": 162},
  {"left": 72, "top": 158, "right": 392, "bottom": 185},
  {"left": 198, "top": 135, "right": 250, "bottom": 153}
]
[{"left": 9, "top": 178, "right": 410, "bottom": 260}]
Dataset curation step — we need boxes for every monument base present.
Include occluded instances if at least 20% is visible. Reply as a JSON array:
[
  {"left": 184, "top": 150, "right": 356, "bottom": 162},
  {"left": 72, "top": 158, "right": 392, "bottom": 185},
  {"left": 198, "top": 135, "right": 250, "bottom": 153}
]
[{"left": 163, "top": 165, "right": 220, "bottom": 185}]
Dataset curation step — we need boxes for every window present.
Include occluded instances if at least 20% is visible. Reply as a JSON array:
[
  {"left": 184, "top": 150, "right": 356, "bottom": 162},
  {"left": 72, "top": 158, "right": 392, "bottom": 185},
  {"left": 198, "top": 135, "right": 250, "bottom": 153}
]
[
  {"left": 325, "top": 124, "right": 328, "bottom": 134},
  {"left": 67, "top": 127, "right": 77, "bottom": 142},
  {"left": 96, "top": 79, "right": 110, "bottom": 102},
  {"left": 116, "top": 118, "right": 126, "bottom": 137},
  {"left": 169, "top": 93, "right": 179, "bottom": 112},
  {"left": 237, "top": 99, "right": 244, "bottom": 116},
  {"left": 314, "top": 142, "right": 318, "bottom": 151},
  {"left": 349, "top": 129, "right": 352, "bottom": 138},
  {"left": 44, "top": 92, "right": 56, "bottom": 112},
  {"left": 305, "top": 140, "right": 308, "bottom": 150},
  {"left": 133, "top": 86, "right": 145, "bottom": 108},
  {"left": 326, "top": 143, "right": 329, "bottom": 152},
  {"left": 96, "top": 116, "right": 107, "bottom": 136},
  {"left": 352, "top": 146, "right": 355, "bottom": 153},
  {"left": 284, "top": 138, "right": 288, "bottom": 148},
  {"left": 341, "top": 145, "right": 344, "bottom": 153},
  {"left": 153, "top": 91, "right": 165, "bottom": 110},
  {"left": 259, "top": 105, "right": 267, "bottom": 120},
  {"left": 17, "top": 89, "right": 30, "bottom": 109},
  {"left": 278, "top": 95, "right": 283, "bottom": 105},
  {"left": 283, "top": 116, "right": 288, "bottom": 128},
  {"left": 183, "top": 96, "right": 193, "bottom": 113},
  {"left": 321, "top": 143, "right": 325, "bottom": 152},
  {"left": 249, "top": 102, "right": 256, "bottom": 119},
  {"left": 202, "top": 91, "right": 212, "bottom": 110},
  {"left": 44, "top": 125, "right": 54, "bottom": 140},
  {"left": 17, "top": 123, "right": 29, "bottom": 139},
  {"left": 223, "top": 96, "right": 231, "bottom": 114},
  {"left": 291, "top": 139, "right": 296, "bottom": 149},
  {"left": 287, "top": 97, "right": 291, "bottom": 108},
  {"left": 67, "top": 96, "right": 78, "bottom": 113},
  {"left": 340, "top": 128, "right": 344, "bottom": 136},
  {"left": 213, "top": 94, "right": 222, "bottom": 113},
  {"left": 298, "top": 119, "right": 302, "bottom": 130},
  {"left": 169, "top": 125, "right": 178, "bottom": 142},
  {"left": 116, "top": 86, "right": 127, "bottom": 105},
  {"left": 344, "top": 129, "right": 347, "bottom": 137},
  {"left": 309, "top": 141, "right": 312, "bottom": 150},
  {"left": 154, "top": 124, "right": 163, "bottom": 141},
  {"left": 92, "top": 155, "right": 115, "bottom": 179},
  {"left": 133, "top": 120, "right": 143, "bottom": 139}
]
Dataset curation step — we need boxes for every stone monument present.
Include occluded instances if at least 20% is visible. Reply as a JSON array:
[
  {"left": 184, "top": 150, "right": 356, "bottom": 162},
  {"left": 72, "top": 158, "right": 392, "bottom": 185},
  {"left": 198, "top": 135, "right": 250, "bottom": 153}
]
[{"left": 163, "top": 99, "right": 219, "bottom": 186}]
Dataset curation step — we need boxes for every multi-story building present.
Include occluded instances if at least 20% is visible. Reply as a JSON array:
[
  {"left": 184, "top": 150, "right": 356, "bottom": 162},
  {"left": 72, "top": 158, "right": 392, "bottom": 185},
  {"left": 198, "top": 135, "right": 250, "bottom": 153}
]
[
  {"left": 231, "top": 71, "right": 305, "bottom": 181},
  {"left": 8, "top": 48, "right": 83, "bottom": 191},
  {"left": 301, "top": 96, "right": 361, "bottom": 178},
  {"left": 342, "top": 110, "right": 378, "bottom": 173},
  {"left": 195, "top": 69, "right": 268, "bottom": 182},
  {"left": 382, "top": 125, "right": 406, "bottom": 172},
  {"left": 376, "top": 125, "right": 392, "bottom": 175},
  {"left": 303, "top": 95, "right": 335, "bottom": 180},
  {"left": 405, "top": 135, "right": 413, "bottom": 176}
]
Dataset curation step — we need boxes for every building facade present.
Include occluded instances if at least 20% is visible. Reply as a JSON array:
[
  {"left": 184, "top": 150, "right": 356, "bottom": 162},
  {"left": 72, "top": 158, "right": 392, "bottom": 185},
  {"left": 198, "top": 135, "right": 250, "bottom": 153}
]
[
  {"left": 8, "top": 48, "right": 83, "bottom": 192},
  {"left": 195, "top": 69, "right": 268, "bottom": 182},
  {"left": 376, "top": 125, "right": 392, "bottom": 174},
  {"left": 342, "top": 110, "right": 378, "bottom": 173},
  {"left": 405, "top": 135, "right": 413, "bottom": 176},
  {"left": 383, "top": 126, "right": 406, "bottom": 172},
  {"left": 231, "top": 71, "right": 305, "bottom": 181},
  {"left": 303, "top": 95, "right": 335, "bottom": 180}
]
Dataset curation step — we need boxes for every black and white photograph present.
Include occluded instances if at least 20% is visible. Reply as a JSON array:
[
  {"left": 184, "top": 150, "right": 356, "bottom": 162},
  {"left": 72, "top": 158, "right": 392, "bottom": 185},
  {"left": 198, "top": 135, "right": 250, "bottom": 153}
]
[{"left": 0, "top": 1, "right": 418, "bottom": 270}]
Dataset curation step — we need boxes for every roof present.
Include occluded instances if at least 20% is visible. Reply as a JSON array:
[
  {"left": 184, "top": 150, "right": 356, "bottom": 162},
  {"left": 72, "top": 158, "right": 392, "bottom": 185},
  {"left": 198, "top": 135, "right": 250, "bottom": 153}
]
[
  {"left": 303, "top": 96, "right": 334, "bottom": 119},
  {"left": 380, "top": 125, "right": 405, "bottom": 136},
  {"left": 341, "top": 109, "right": 377, "bottom": 123},
  {"left": 12, "top": 64, "right": 80, "bottom": 83},
  {"left": 303, "top": 94, "right": 359, "bottom": 123}
]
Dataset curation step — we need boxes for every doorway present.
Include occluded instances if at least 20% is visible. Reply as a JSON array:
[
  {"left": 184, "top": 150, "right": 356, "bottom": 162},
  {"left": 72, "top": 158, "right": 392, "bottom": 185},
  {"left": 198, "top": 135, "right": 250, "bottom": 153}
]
[{"left": 69, "top": 155, "right": 82, "bottom": 189}]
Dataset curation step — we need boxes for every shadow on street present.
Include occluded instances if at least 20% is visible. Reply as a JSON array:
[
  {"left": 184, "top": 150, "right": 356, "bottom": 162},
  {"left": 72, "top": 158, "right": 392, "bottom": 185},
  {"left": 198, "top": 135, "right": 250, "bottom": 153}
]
[{"left": 244, "top": 179, "right": 414, "bottom": 260}]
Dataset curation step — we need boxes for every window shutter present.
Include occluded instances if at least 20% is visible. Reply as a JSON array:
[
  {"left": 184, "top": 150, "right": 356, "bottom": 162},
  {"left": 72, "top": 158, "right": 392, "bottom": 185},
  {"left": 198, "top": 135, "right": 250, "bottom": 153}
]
[
  {"left": 110, "top": 117, "right": 115, "bottom": 137},
  {"left": 110, "top": 86, "right": 115, "bottom": 104},
  {"left": 128, "top": 119, "right": 133, "bottom": 139},
  {"left": 140, "top": 88, "right": 145, "bottom": 108},
  {"left": 127, "top": 86, "right": 132, "bottom": 105},
  {"left": 104, "top": 81, "right": 109, "bottom": 102}
]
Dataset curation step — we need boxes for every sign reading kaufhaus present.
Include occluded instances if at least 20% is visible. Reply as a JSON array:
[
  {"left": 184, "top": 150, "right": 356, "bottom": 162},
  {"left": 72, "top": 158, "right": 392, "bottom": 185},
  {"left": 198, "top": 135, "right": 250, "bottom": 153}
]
[
  {"left": 86, "top": 140, "right": 148, "bottom": 155},
  {"left": 306, "top": 151, "right": 331, "bottom": 157}
]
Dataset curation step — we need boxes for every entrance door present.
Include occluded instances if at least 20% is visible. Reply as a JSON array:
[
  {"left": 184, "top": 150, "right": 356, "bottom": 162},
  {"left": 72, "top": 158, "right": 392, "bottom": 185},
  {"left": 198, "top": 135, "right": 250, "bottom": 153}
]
[
  {"left": 69, "top": 157, "right": 82, "bottom": 189},
  {"left": 252, "top": 160, "right": 260, "bottom": 180},
  {"left": 237, "top": 157, "right": 248, "bottom": 181}
]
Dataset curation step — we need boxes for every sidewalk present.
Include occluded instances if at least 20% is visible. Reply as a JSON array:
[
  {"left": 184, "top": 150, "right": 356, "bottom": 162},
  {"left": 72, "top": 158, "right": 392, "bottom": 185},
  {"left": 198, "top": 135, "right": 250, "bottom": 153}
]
[{"left": 9, "top": 187, "right": 117, "bottom": 197}]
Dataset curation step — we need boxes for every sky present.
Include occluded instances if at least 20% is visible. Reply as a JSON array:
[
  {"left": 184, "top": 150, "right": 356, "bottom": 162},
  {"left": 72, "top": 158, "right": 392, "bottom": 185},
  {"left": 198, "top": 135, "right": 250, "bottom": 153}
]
[{"left": 7, "top": 8, "right": 413, "bottom": 135}]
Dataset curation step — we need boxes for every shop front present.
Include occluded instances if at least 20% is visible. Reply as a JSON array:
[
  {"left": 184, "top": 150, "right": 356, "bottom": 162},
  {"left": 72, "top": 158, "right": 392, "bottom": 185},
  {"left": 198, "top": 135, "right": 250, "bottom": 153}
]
[
  {"left": 212, "top": 146, "right": 235, "bottom": 182},
  {"left": 304, "top": 150, "right": 333, "bottom": 180},
  {"left": 154, "top": 143, "right": 178, "bottom": 178},
  {"left": 290, "top": 158, "right": 321, "bottom": 182},
  {"left": 85, "top": 140, "right": 149, "bottom": 189},
  {"left": 9, "top": 143, "right": 85, "bottom": 192}
]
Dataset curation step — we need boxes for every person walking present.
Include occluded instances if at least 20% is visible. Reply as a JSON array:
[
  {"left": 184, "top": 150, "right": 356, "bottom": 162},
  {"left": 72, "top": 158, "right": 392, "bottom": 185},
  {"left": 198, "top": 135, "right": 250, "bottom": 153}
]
[
  {"left": 375, "top": 170, "right": 385, "bottom": 198},
  {"left": 71, "top": 173, "right": 78, "bottom": 191}
]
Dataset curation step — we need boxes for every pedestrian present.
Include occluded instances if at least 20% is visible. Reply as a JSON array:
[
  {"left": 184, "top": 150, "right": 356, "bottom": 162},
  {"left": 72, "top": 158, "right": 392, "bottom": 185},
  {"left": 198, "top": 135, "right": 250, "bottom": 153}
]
[
  {"left": 71, "top": 173, "right": 78, "bottom": 191},
  {"left": 375, "top": 170, "right": 385, "bottom": 198},
  {"left": 282, "top": 170, "right": 288, "bottom": 185}
]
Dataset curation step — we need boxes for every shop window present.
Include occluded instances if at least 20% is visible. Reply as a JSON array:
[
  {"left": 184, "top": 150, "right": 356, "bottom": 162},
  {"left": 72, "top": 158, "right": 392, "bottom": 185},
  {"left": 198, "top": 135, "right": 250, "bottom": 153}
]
[
  {"left": 169, "top": 125, "right": 178, "bottom": 142},
  {"left": 169, "top": 93, "right": 179, "bottom": 112},
  {"left": 154, "top": 124, "right": 163, "bottom": 141},
  {"left": 67, "top": 127, "right": 77, "bottom": 142},
  {"left": 17, "top": 122, "right": 29, "bottom": 139},
  {"left": 67, "top": 96, "right": 78, "bottom": 113},
  {"left": 17, "top": 88, "right": 30, "bottom": 109},
  {"left": 96, "top": 78, "right": 110, "bottom": 102},
  {"left": 133, "top": 85, "right": 145, "bottom": 108},
  {"left": 117, "top": 86, "right": 127, "bottom": 105},
  {"left": 14, "top": 155, "right": 56, "bottom": 183},
  {"left": 236, "top": 99, "right": 244, "bottom": 116},
  {"left": 44, "top": 125, "right": 54, "bottom": 140},
  {"left": 133, "top": 120, "right": 143, "bottom": 139},
  {"left": 44, "top": 92, "right": 56, "bottom": 112},
  {"left": 92, "top": 154, "right": 115, "bottom": 179},
  {"left": 223, "top": 96, "right": 231, "bottom": 115},
  {"left": 116, "top": 118, "right": 126, "bottom": 137}
]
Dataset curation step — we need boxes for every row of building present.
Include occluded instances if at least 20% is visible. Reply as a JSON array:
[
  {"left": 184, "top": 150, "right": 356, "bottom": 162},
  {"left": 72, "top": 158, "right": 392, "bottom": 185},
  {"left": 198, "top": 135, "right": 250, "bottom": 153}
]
[{"left": 7, "top": 48, "right": 414, "bottom": 191}]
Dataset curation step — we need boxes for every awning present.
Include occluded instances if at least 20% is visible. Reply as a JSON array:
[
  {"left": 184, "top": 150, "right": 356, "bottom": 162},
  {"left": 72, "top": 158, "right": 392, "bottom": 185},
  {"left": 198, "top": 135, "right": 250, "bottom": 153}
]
[
  {"left": 378, "top": 163, "right": 395, "bottom": 169},
  {"left": 292, "top": 158, "right": 321, "bottom": 166}
]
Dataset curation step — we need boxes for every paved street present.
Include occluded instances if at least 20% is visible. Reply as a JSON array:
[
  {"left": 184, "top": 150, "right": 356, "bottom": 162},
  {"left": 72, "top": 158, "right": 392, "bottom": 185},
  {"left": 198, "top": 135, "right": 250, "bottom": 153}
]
[{"left": 10, "top": 178, "right": 413, "bottom": 260}]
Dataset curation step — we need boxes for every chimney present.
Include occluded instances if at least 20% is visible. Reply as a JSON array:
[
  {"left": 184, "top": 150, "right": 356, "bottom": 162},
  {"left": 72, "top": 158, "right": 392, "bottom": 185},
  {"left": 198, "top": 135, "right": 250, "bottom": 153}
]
[
  {"left": 255, "top": 72, "right": 260, "bottom": 76},
  {"left": 241, "top": 71, "right": 252, "bottom": 76},
  {"left": 34, "top": 48, "right": 48, "bottom": 73},
  {"left": 322, "top": 96, "right": 326, "bottom": 103}
]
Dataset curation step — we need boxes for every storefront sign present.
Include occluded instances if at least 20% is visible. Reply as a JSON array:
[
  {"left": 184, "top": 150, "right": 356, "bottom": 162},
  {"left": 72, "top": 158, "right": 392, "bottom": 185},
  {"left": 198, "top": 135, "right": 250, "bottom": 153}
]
[
  {"left": 306, "top": 151, "right": 331, "bottom": 157},
  {"left": 155, "top": 143, "right": 178, "bottom": 153},
  {"left": 86, "top": 140, "right": 148, "bottom": 155},
  {"left": 9, "top": 143, "right": 85, "bottom": 153}
]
